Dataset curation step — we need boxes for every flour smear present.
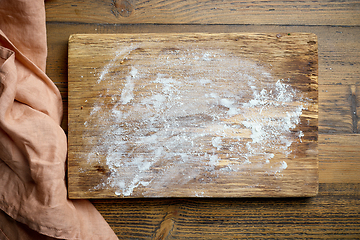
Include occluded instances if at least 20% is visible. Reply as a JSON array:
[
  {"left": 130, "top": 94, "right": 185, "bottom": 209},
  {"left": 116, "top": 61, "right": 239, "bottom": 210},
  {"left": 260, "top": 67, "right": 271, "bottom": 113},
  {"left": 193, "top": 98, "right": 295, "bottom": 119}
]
[{"left": 83, "top": 45, "right": 307, "bottom": 197}]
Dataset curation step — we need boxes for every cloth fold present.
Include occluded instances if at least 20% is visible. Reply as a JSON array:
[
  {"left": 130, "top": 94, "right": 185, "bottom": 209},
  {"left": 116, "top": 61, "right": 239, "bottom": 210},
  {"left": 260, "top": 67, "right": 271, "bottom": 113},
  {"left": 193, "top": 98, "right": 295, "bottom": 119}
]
[{"left": 0, "top": 0, "right": 118, "bottom": 239}]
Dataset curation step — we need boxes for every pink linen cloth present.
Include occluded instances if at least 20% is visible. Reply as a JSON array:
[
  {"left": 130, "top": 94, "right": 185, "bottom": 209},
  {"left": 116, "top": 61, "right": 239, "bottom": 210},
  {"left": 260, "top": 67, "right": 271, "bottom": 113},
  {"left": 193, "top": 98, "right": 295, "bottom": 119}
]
[{"left": 0, "top": 0, "right": 118, "bottom": 239}]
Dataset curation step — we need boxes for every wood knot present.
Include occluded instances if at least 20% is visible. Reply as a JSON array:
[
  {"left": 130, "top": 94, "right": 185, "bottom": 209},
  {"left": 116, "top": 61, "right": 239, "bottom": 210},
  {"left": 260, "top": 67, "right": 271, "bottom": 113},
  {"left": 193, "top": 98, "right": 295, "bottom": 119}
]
[
  {"left": 154, "top": 206, "right": 178, "bottom": 239},
  {"left": 112, "top": 0, "right": 134, "bottom": 17}
]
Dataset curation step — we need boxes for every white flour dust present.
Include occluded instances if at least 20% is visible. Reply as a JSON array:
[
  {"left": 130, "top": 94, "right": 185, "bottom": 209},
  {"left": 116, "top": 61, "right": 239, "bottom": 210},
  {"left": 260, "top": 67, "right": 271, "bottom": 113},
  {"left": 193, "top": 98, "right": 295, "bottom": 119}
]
[{"left": 83, "top": 46, "right": 307, "bottom": 196}]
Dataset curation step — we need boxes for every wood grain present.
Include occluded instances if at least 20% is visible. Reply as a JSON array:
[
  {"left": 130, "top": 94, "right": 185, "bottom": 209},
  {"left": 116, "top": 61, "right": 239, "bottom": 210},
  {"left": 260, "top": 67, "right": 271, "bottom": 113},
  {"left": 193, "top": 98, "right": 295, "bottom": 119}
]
[
  {"left": 319, "top": 134, "right": 360, "bottom": 183},
  {"left": 91, "top": 183, "right": 359, "bottom": 239},
  {"left": 320, "top": 85, "right": 357, "bottom": 134},
  {"left": 45, "top": 0, "right": 360, "bottom": 236},
  {"left": 68, "top": 33, "right": 318, "bottom": 198},
  {"left": 45, "top": 0, "right": 360, "bottom": 26}
]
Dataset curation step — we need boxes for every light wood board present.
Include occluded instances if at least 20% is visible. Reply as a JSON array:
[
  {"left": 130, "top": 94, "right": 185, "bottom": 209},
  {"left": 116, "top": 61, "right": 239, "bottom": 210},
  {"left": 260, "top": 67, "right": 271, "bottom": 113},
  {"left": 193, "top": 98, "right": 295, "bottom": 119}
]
[{"left": 68, "top": 33, "right": 318, "bottom": 198}]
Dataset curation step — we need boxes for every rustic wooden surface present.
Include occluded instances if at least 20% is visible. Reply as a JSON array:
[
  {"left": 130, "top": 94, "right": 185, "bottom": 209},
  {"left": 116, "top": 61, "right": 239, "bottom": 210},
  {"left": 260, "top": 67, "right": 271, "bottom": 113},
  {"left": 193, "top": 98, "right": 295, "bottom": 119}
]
[
  {"left": 45, "top": 0, "right": 360, "bottom": 26},
  {"left": 68, "top": 33, "right": 318, "bottom": 198},
  {"left": 45, "top": 0, "right": 359, "bottom": 238}
]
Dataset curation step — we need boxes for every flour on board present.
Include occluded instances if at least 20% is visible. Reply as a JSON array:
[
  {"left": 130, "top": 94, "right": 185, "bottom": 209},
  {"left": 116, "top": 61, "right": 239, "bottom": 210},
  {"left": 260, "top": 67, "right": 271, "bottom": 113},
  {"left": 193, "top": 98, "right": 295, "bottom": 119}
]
[{"left": 83, "top": 45, "right": 307, "bottom": 197}]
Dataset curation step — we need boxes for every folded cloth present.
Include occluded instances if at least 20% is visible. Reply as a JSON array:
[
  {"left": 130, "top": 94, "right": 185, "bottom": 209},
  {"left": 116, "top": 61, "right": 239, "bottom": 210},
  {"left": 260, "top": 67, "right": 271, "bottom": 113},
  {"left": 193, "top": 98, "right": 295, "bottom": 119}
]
[{"left": 0, "top": 0, "right": 118, "bottom": 239}]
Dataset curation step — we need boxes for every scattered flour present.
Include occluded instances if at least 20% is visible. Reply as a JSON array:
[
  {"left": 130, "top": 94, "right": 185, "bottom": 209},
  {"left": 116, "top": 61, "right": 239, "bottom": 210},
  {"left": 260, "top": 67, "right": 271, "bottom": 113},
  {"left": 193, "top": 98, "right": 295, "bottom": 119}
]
[
  {"left": 212, "top": 137, "right": 223, "bottom": 150},
  {"left": 120, "top": 67, "right": 137, "bottom": 104},
  {"left": 97, "top": 45, "right": 138, "bottom": 83},
  {"left": 298, "top": 130, "right": 304, "bottom": 143},
  {"left": 83, "top": 45, "right": 308, "bottom": 197}
]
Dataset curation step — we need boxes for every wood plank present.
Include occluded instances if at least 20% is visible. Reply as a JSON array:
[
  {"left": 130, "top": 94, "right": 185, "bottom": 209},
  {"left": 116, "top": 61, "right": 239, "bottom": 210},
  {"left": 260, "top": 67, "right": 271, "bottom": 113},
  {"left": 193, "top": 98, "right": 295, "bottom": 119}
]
[
  {"left": 319, "top": 85, "right": 354, "bottom": 134},
  {"left": 45, "top": 0, "right": 360, "bottom": 26},
  {"left": 319, "top": 134, "right": 360, "bottom": 183},
  {"left": 68, "top": 33, "right": 318, "bottom": 198},
  {"left": 90, "top": 183, "right": 360, "bottom": 238}
]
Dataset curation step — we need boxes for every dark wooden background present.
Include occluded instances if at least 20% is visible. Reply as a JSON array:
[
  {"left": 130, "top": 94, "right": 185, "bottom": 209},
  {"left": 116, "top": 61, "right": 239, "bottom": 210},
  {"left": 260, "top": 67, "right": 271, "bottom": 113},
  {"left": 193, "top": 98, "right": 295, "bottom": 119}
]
[{"left": 45, "top": 0, "right": 360, "bottom": 238}]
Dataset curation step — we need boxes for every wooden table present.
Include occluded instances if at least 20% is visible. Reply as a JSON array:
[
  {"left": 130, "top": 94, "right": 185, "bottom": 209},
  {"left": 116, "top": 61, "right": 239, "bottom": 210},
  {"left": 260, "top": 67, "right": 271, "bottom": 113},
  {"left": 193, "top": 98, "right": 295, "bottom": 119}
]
[{"left": 46, "top": 0, "right": 360, "bottom": 238}]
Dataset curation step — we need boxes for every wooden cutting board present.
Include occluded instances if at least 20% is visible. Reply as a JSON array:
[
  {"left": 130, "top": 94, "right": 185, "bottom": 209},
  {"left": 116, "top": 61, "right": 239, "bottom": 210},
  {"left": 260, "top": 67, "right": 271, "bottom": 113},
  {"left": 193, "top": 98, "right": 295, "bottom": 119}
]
[{"left": 68, "top": 33, "right": 318, "bottom": 198}]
